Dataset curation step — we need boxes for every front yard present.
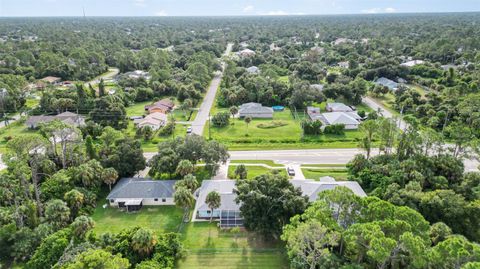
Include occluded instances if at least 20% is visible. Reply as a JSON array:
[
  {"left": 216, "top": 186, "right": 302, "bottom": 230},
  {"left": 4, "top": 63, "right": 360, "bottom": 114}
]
[{"left": 227, "top": 164, "right": 287, "bottom": 179}]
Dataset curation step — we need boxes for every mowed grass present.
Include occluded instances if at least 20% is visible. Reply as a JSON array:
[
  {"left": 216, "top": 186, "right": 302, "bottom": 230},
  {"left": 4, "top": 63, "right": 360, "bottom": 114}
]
[
  {"left": 208, "top": 110, "right": 302, "bottom": 143},
  {"left": 227, "top": 165, "right": 287, "bottom": 179},
  {"left": 229, "top": 160, "right": 284, "bottom": 167},
  {"left": 301, "top": 168, "right": 349, "bottom": 181},
  {"left": 91, "top": 205, "right": 184, "bottom": 235},
  {"left": 178, "top": 222, "right": 288, "bottom": 269},
  {"left": 0, "top": 118, "right": 37, "bottom": 152}
]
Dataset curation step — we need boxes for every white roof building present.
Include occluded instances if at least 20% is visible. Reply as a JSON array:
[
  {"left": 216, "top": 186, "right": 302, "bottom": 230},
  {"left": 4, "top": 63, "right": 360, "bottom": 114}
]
[
  {"left": 326, "top": 103, "right": 354, "bottom": 112},
  {"left": 246, "top": 66, "right": 260, "bottom": 74},
  {"left": 236, "top": 49, "right": 256, "bottom": 58},
  {"left": 135, "top": 112, "right": 168, "bottom": 131},
  {"left": 291, "top": 177, "right": 367, "bottom": 201},
  {"left": 321, "top": 112, "right": 361, "bottom": 129},
  {"left": 400, "top": 60, "right": 425, "bottom": 67}
]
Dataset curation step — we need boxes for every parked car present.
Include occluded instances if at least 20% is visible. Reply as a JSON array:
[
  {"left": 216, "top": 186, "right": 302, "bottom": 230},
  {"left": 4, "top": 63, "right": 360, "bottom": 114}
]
[
  {"left": 186, "top": 126, "right": 192, "bottom": 134},
  {"left": 287, "top": 167, "right": 295, "bottom": 176}
]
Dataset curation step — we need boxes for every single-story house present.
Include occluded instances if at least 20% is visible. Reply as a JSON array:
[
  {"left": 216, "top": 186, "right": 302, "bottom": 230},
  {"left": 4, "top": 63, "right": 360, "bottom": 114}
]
[
  {"left": 326, "top": 103, "right": 354, "bottom": 112},
  {"left": 246, "top": 66, "right": 260, "bottom": 74},
  {"left": 320, "top": 112, "right": 361, "bottom": 129},
  {"left": 236, "top": 49, "right": 256, "bottom": 58},
  {"left": 375, "top": 77, "right": 399, "bottom": 91},
  {"left": 192, "top": 177, "right": 367, "bottom": 227},
  {"left": 310, "top": 84, "right": 324, "bottom": 92},
  {"left": 238, "top": 102, "right": 274, "bottom": 119},
  {"left": 125, "top": 70, "right": 151, "bottom": 80},
  {"left": 26, "top": 111, "right": 86, "bottom": 129},
  {"left": 40, "top": 76, "right": 62, "bottom": 84},
  {"left": 333, "top": 38, "right": 353, "bottom": 46},
  {"left": 145, "top": 98, "right": 175, "bottom": 114},
  {"left": 135, "top": 112, "right": 168, "bottom": 130},
  {"left": 193, "top": 180, "right": 243, "bottom": 228},
  {"left": 107, "top": 178, "right": 177, "bottom": 212},
  {"left": 337, "top": 61, "right": 350, "bottom": 69},
  {"left": 400, "top": 60, "right": 425, "bottom": 67},
  {"left": 291, "top": 177, "right": 367, "bottom": 201}
]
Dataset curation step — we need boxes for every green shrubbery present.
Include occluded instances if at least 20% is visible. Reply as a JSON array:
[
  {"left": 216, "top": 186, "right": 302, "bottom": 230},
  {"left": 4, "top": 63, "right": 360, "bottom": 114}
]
[
  {"left": 323, "top": 124, "right": 345, "bottom": 135},
  {"left": 256, "top": 121, "right": 288, "bottom": 129}
]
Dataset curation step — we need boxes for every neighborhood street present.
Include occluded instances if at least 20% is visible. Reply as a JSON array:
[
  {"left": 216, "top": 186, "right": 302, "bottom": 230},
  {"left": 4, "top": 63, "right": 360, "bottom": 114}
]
[
  {"left": 190, "top": 42, "right": 233, "bottom": 135},
  {"left": 84, "top": 67, "right": 119, "bottom": 87},
  {"left": 362, "top": 96, "right": 408, "bottom": 130}
]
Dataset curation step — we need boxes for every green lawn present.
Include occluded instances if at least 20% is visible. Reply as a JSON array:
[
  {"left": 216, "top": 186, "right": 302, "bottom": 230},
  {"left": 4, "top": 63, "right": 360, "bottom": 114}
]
[
  {"left": 301, "top": 168, "right": 349, "bottom": 180},
  {"left": 229, "top": 160, "right": 284, "bottom": 167},
  {"left": 0, "top": 118, "right": 37, "bottom": 152},
  {"left": 207, "top": 110, "right": 302, "bottom": 143},
  {"left": 126, "top": 101, "right": 150, "bottom": 117},
  {"left": 178, "top": 222, "right": 288, "bottom": 269},
  {"left": 368, "top": 93, "right": 399, "bottom": 115},
  {"left": 228, "top": 165, "right": 287, "bottom": 179},
  {"left": 301, "top": 164, "right": 347, "bottom": 168},
  {"left": 91, "top": 206, "right": 288, "bottom": 269},
  {"left": 91, "top": 205, "right": 184, "bottom": 235}
]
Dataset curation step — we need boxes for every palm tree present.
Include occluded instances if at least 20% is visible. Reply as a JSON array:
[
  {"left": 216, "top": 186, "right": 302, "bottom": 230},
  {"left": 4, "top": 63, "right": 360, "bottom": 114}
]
[
  {"left": 205, "top": 191, "right": 221, "bottom": 222},
  {"left": 244, "top": 116, "right": 252, "bottom": 136},
  {"left": 77, "top": 164, "right": 95, "bottom": 187},
  {"left": 358, "top": 120, "right": 378, "bottom": 159},
  {"left": 229, "top": 106, "right": 238, "bottom": 124},
  {"left": 175, "top": 174, "right": 199, "bottom": 193},
  {"left": 71, "top": 216, "right": 95, "bottom": 239},
  {"left": 102, "top": 167, "right": 119, "bottom": 191},
  {"left": 234, "top": 164, "right": 248, "bottom": 179},
  {"left": 174, "top": 186, "right": 195, "bottom": 222},
  {"left": 64, "top": 189, "right": 85, "bottom": 219},
  {"left": 176, "top": 159, "right": 194, "bottom": 177},
  {"left": 131, "top": 228, "right": 156, "bottom": 257}
]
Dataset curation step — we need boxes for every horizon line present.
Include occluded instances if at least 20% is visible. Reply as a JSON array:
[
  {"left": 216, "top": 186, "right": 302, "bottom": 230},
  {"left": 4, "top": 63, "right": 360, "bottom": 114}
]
[{"left": 1, "top": 10, "right": 480, "bottom": 18}]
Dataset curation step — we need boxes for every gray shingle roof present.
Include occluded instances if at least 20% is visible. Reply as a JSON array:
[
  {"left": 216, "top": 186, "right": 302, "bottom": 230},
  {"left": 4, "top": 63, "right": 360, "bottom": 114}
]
[
  {"left": 239, "top": 103, "right": 273, "bottom": 114},
  {"left": 194, "top": 180, "right": 240, "bottom": 212},
  {"left": 375, "top": 77, "right": 399, "bottom": 90},
  {"left": 107, "top": 178, "right": 178, "bottom": 200}
]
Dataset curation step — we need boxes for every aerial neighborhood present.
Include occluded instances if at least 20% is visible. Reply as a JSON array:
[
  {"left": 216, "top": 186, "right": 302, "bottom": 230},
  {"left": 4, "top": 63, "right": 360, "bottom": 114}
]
[{"left": 0, "top": 8, "right": 479, "bottom": 269}]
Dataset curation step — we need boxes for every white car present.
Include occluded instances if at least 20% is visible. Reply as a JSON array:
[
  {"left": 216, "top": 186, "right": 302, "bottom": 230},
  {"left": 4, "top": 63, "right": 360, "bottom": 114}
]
[
  {"left": 287, "top": 167, "right": 295, "bottom": 176},
  {"left": 186, "top": 127, "right": 193, "bottom": 134}
]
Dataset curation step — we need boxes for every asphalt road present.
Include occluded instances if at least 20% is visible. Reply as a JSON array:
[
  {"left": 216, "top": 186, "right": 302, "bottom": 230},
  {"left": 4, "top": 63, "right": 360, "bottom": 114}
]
[
  {"left": 190, "top": 43, "right": 233, "bottom": 135},
  {"left": 362, "top": 96, "right": 408, "bottom": 130}
]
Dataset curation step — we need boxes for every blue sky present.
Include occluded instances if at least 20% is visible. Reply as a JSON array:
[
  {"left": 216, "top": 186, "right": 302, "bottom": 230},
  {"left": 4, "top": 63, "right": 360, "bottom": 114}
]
[{"left": 0, "top": 0, "right": 479, "bottom": 17}]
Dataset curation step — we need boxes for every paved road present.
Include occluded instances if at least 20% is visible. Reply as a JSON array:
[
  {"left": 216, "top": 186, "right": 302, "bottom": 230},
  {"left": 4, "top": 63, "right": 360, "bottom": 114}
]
[
  {"left": 362, "top": 96, "right": 407, "bottom": 131},
  {"left": 190, "top": 43, "right": 233, "bottom": 135},
  {"left": 84, "top": 67, "right": 119, "bottom": 87},
  {"left": 0, "top": 113, "right": 21, "bottom": 129}
]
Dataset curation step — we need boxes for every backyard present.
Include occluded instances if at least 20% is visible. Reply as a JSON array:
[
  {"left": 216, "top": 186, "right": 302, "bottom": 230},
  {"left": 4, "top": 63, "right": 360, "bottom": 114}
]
[{"left": 91, "top": 204, "right": 288, "bottom": 269}]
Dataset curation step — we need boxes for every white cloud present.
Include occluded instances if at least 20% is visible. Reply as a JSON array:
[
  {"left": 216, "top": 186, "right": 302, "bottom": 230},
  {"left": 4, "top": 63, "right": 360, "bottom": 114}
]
[
  {"left": 385, "top": 7, "right": 396, "bottom": 13},
  {"left": 154, "top": 10, "right": 168, "bottom": 16},
  {"left": 362, "top": 7, "right": 396, "bottom": 14},
  {"left": 243, "top": 5, "right": 254, "bottom": 12},
  {"left": 261, "top": 10, "right": 305, "bottom": 16},
  {"left": 133, "top": 0, "right": 146, "bottom": 7}
]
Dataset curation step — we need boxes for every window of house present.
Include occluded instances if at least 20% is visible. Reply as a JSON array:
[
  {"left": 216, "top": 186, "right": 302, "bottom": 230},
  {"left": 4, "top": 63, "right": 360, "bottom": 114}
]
[
  {"left": 206, "top": 210, "right": 211, "bottom": 214},
  {"left": 154, "top": 198, "right": 158, "bottom": 202},
  {"left": 162, "top": 198, "right": 166, "bottom": 202},
  {"left": 110, "top": 199, "right": 114, "bottom": 203}
]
